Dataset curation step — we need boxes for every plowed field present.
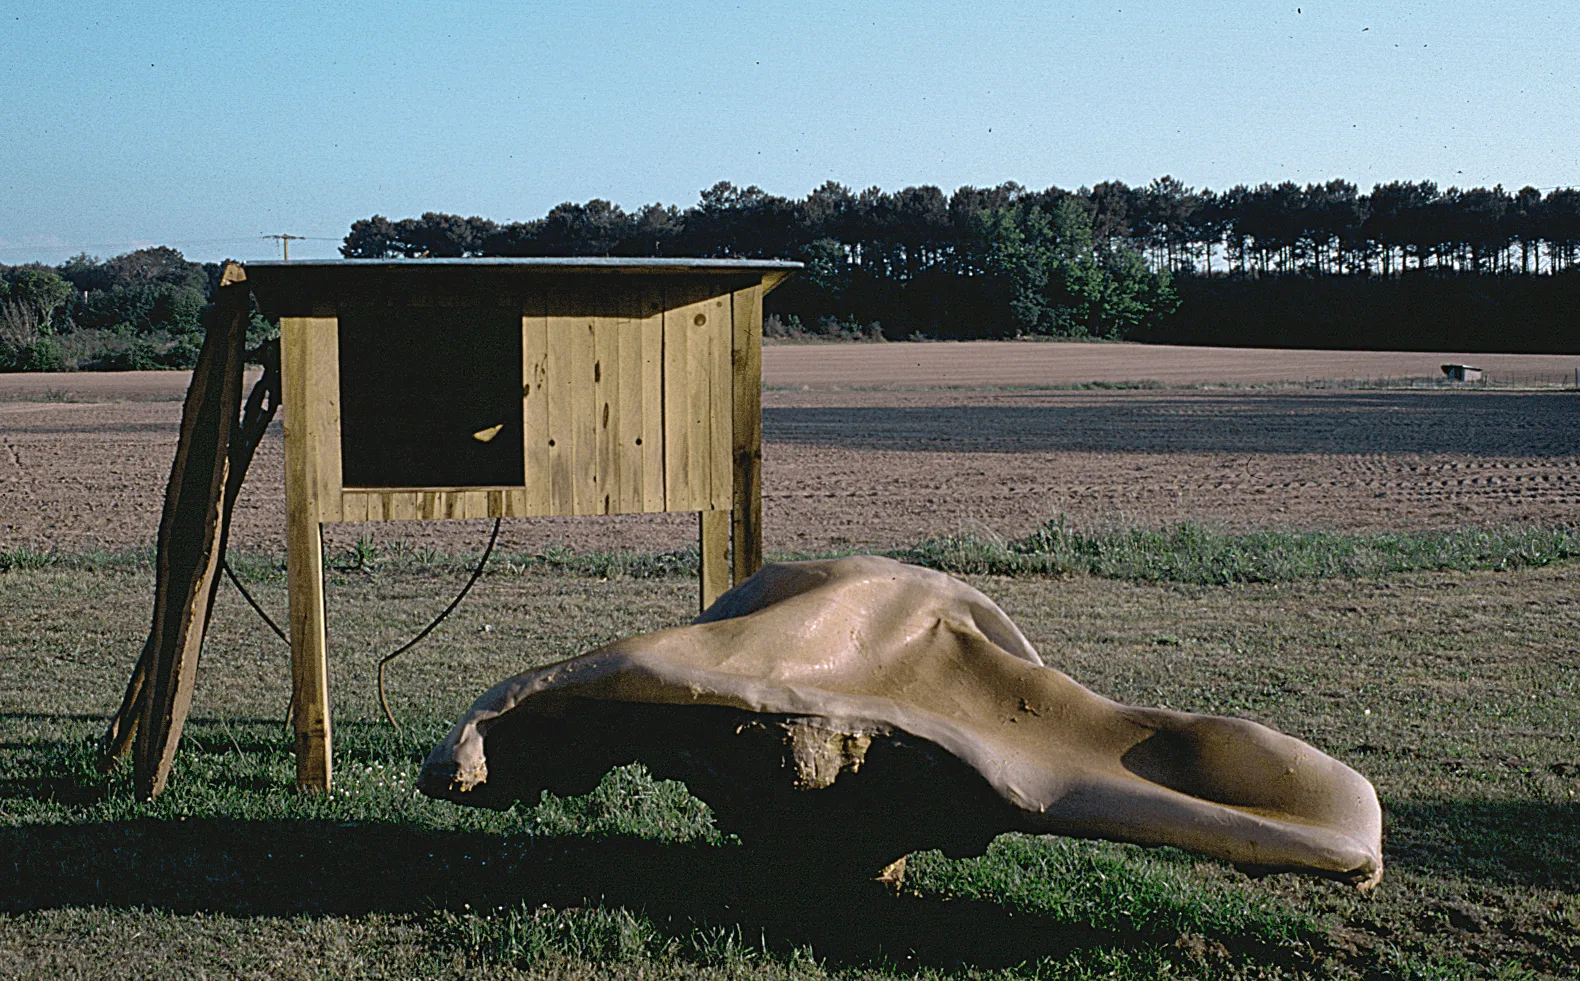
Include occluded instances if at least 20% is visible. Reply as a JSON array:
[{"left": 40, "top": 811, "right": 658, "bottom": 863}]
[{"left": 4, "top": 343, "right": 1580, "bottom": 556}]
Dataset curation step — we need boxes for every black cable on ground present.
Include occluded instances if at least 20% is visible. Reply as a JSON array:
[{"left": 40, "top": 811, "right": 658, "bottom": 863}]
[
  {"left": 212, "top": 340, "right": 504, "bottom": 734},
  {"left": 222, "top": 559, "right": 288, "bottom": 644},
  {"left": 377, "top": 517, "right": 502, "bottom": 731},
  {"left": 220, "top": 558, "right": 296, "bottom": 733}
]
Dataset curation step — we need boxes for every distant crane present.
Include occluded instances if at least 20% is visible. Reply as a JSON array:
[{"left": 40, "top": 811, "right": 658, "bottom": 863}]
[{"left": 263, "top": 234, "right": 307, "bottom": 260}]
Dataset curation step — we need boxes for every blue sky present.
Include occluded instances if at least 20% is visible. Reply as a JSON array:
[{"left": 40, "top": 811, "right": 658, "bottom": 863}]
[{"left": 2, "top": 0, "right": 1575, "bottom": 264}]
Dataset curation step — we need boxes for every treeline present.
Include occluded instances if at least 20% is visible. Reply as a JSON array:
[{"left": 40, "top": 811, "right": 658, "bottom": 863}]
[
  {"left": 344, "top": 182, "right": 1177, "bottom": 340},
  {"left": 0, "top": 248, "right": 234, "bottom": 371},
  {"left": 345, "top": 179, "right": 1580, "bottom": 277},
  {"left": 343, "top": 178, "right": 1580, "bottom": 350},
  {"left": 8, "top": 178, "right": 1578, "bottom": 372}
]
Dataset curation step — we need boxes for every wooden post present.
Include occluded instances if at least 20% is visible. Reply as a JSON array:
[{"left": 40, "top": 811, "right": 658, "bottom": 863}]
[
  {"left": 699, "top": 509, "right": 731, "bottom": 612},
  {"left": 281, "top": 313, "right": 338, "bottom": 792},
  {"left": 730, "top": 285, "right": 764, "bottom": 585}
]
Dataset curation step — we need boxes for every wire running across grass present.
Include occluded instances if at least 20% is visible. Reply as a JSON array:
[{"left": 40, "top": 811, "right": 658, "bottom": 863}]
[
  {"left": 219, "top": 519, "right": 502, "bottom": 732},
  {"left": 376, "top": 517, "right": 502, "bottom": 730}
]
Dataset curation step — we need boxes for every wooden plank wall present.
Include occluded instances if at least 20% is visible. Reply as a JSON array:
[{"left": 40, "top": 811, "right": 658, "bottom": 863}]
[
  {"left": 274, "top": 274, "right": 768, "bottom": 793},
  {"left": 663, "top": 282, "right": 731, "bottom": 513},
  {"left": 333, "top": 278, "right": 739, "bottom": 523}
]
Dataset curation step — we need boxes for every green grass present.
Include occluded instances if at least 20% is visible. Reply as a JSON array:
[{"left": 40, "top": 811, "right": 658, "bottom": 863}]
[
  {"left": 900, "top": 520, "right": 1580, "bottom": 583},
  {"left": 3, "top": 539, "right": 1579, "bottom": 978},
  {"left": 13, "top": 521, "right": 1579, "bottom": 587}
]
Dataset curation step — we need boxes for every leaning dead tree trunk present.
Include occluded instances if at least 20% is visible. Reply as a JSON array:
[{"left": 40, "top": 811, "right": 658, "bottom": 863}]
[{"left": 97, "top": 265, "right": 262, "bottom": 799}]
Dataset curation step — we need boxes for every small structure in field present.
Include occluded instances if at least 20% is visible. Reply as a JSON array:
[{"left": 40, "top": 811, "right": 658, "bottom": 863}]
[
  {"left": 101, "top": 257, "right": 798, "bottom": 798},
  {"left": 1441, "top": 363, "right": 1484, "bottom": 382}
]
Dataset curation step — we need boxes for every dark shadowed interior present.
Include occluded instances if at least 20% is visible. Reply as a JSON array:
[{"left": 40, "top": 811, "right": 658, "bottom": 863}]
[{"left": 337, "top": 301, "right": 524, "bottom": 487}]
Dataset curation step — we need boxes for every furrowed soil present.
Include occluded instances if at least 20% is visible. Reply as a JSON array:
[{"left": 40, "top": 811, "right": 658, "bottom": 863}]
[{"left": 4, "top": 342, "right": 1580, "bottom": 556}]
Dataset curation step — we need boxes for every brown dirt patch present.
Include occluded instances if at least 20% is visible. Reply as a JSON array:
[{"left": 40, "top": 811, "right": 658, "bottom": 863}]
[
  {"left": 4, "top": 341, "right": 1578, "bottom": 404},
  {"left": 0, "top": 370, "right": 210, "bottom": 402},
  {"left": 763, "top": 341, "right": 1580, "bottom": 389},
  {"left": 6, "top": 384, "right": 1579, "bottom": 556}
]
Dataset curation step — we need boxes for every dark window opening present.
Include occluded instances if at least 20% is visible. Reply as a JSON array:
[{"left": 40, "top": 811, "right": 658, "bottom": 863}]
[{"left": 338, "top": 302, "right": 523, "bottom": 488}]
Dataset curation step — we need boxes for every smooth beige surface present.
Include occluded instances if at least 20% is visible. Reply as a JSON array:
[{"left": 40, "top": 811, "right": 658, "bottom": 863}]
[{"left": 424, "top": 556, "right": 1383, "bottom": 887}]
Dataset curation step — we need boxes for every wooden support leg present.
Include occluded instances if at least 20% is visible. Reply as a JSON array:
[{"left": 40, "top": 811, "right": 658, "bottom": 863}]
[
  {"left": 281, "top": 311, "right": 338, "bottom": 794},
  {"left": 730, "top": 449, "right": 762, "bottom": 586},
  {"left": 730, "top": 285, "right": 764, "bottom": 586},
  {"left": 286, "top": 514, "right": 332, "bottom": 792},
  {"left": 700, "top": 509, "right": 731, "bottom": 613}
]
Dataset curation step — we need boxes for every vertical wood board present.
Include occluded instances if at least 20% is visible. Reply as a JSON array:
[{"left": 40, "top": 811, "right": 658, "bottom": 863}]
[
  {"left": 301, "top": 317, "right": 343, "bottom": 523},
  {"left": 699, "top": 509, "right": 731, "bottom": 614},
  {"left": 707, "top": 289, "right": 733, "bottom": 511},
  {"left": 281, "top": 315, "right": 334, "bottom": 792},
  {"left": 568, "top": 291, "right": 599, "bottom": 515},
  {"left": 661, "top": 286, "right": 692, "bottom": 510},
  {"left": 128, "top": 285, "right": 247, "bottom": 798},
  {"left": 521, "top": 288, "right": 552, "bottom": 515},
  {"left": 639, "top": 282, "right": 666, "bottom": 511},
  {"left": 593, "top": 292, "right": 621, "bottom": 514},
  {"left": 730, "top": 285, "right": 764, "bottom": 583},
  {"left": 614, "top": 284, "right": 644, "bottom": 513},
  {"left": 544, "top": 284, "right": 578, "bottom": 515}
]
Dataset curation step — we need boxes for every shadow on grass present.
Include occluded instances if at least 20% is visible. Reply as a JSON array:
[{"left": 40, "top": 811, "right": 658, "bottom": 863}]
[
  {"left": 766, "top": 392, "right": 1580, "bottom": 457},
  {"left": 0, "top": 817, "right": 1177, "bottom": 971},
  {"left": 7, "top": 730, "right": 1573, "bottom": 972},
  {"left": 1385, "top": 799, "right": 1580, "bottom": 891}
]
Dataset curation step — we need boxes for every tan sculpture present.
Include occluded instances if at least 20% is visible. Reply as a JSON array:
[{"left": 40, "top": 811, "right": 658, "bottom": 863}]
[{"left": 421, "top": 556, "right": 1383, "bottom": 890}]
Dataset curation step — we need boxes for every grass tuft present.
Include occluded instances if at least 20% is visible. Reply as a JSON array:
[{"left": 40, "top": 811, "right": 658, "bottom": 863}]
[
  {"left": 436, "top": 903, "right": 664, "bottom": 966},
  {"left": 0, "top": 543, "right": 155, "bottom": 573},
  {"left": 0, "top": 545, "right": 58, "bottom": 572},
  {"left": 906, "top": 834, "right": 1320, "bottom": 950}
]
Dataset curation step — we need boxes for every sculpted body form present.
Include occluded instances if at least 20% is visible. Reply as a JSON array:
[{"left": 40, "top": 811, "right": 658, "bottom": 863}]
[{"left": 422, "top": 556, "right": 1382, "bottom": 889}]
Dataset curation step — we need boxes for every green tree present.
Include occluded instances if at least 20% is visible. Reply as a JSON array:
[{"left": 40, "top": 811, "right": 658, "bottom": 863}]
[
  {"left": 0, "top": 266, "right": 73, "bottom": 333},
  {"left": 1046, "top": 199, "right": 1176, "bottom": 337}
]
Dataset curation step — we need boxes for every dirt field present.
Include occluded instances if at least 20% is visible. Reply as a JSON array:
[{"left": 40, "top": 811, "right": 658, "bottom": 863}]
[
  {"left": 4, "top": 344, "right": 1580, "bottom": 556},
  {"left": 2, "top": 342, "right": 1577, "bottom": 403},
  {"left": 764, "top": 341, "right": 1580, "bottom": 389}
]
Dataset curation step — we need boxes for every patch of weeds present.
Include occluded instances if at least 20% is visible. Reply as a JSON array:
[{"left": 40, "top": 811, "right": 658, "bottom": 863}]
[
  {"left": 436, "top": 903, "right": 663, "bottom": 966},
  {"left": 525, "top": 764, "right": 722, "bottom": 843},
  {"left": 683, "top": 921, "right": 774, "bottom": 966},
  {"left": 0, "top": 544, "right": 153, "bottom": 573},
  {"left": 500, "top": 545, "right": 699, "bottom": 579},
  {"left": 13, "top": 388, "right": 77, "bottom": 402},
  {"left": 1073, "top": 379, "right": 1165, "bottom": 390},
  {"left": 0, "top": 545, "right": 58, "bottom": 572},
  {"left": 220, "top": 550, "right": 286, "bottom": 581},
  {"left": 334, "top": 532, "right": 384, "bottom": 574},
  {"left": 433, "top": 903, "right": 822, "bottom": 975},
  {"left": 897, "top": 519, "right": 1580, "bottom": 584}
]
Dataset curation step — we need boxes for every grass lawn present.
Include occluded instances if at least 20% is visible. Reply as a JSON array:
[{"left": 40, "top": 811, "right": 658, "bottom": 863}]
[{"left": 2, "top": 531, "right": 1578, "bottom": 979}]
